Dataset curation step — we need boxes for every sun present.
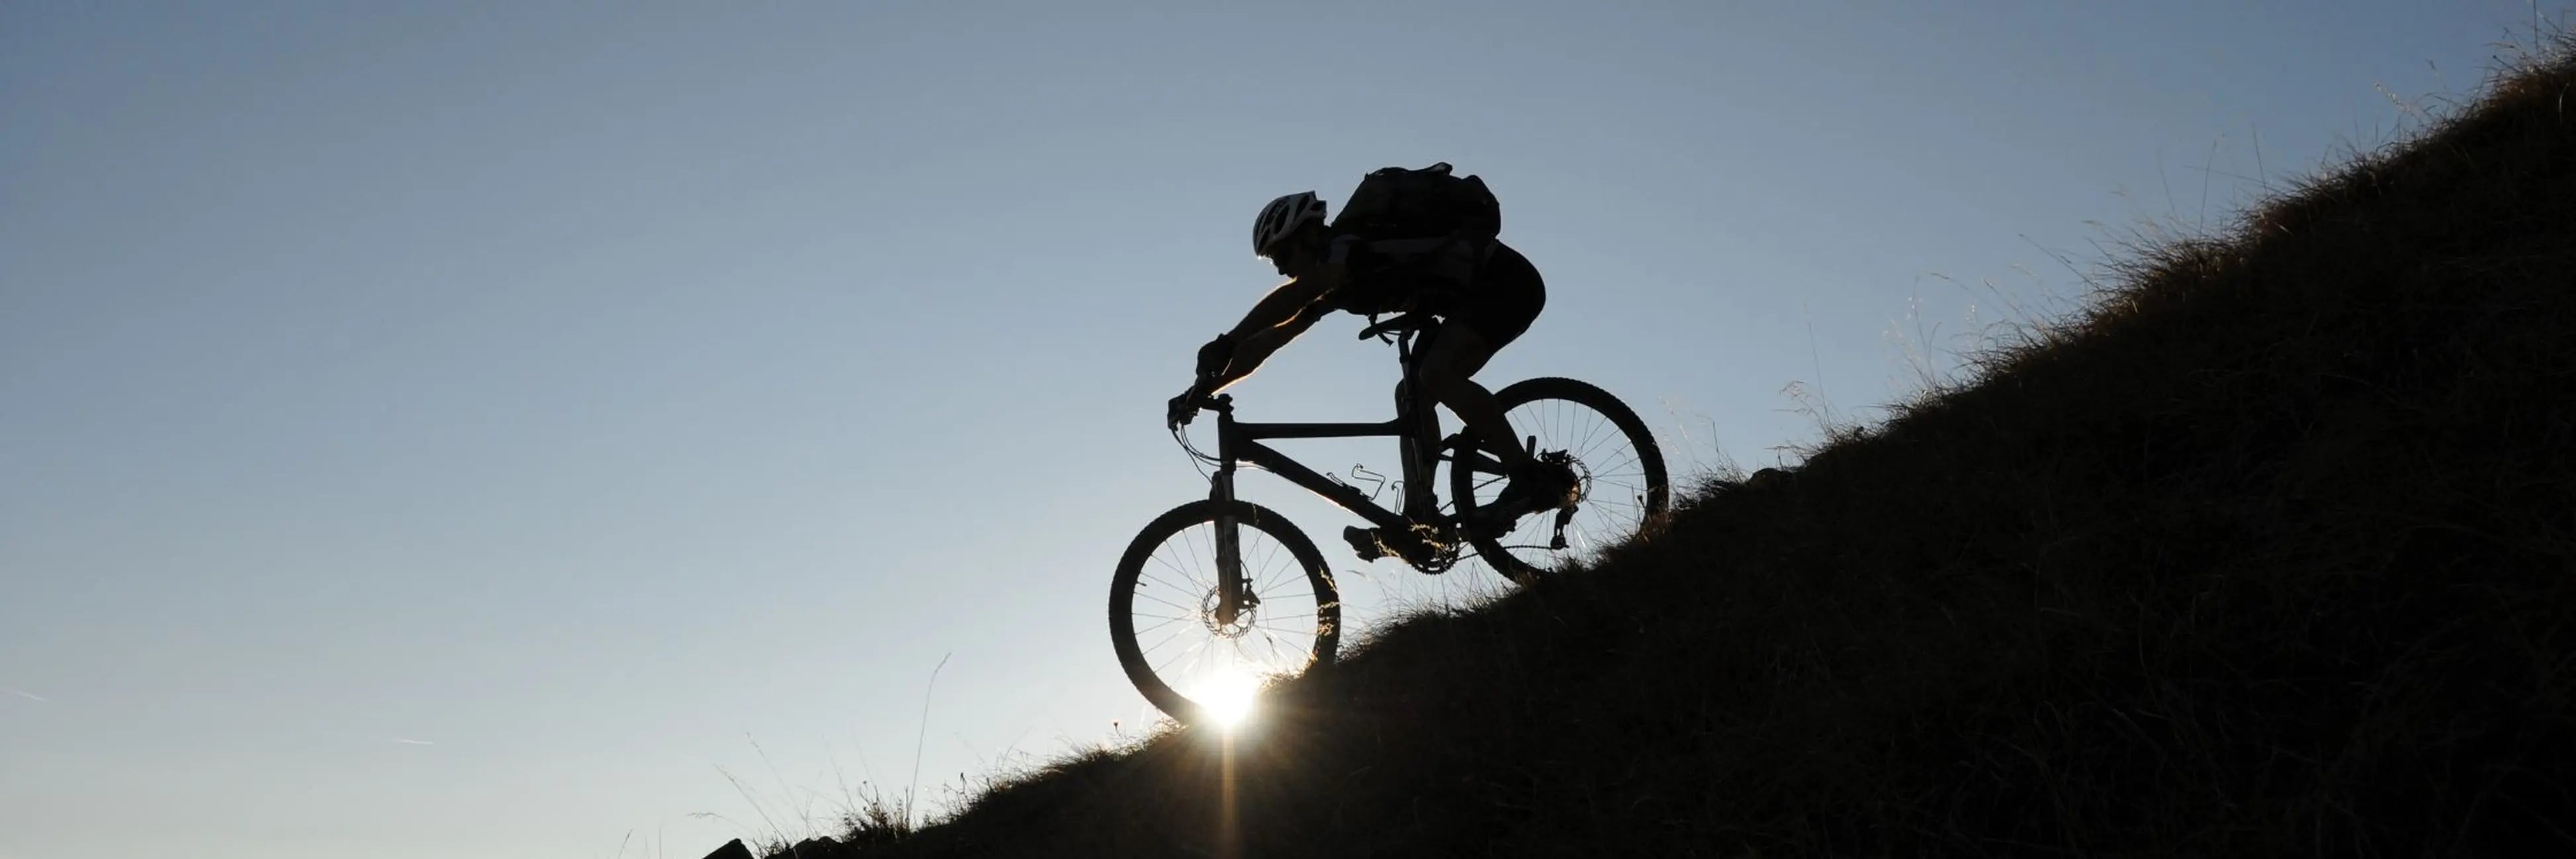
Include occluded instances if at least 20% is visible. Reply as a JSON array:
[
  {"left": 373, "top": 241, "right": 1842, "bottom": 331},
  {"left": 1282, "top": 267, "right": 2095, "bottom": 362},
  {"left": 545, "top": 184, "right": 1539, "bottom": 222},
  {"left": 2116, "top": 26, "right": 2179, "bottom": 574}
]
[{"left": 1192, "top": 669, "right": 1263, "bottom": 731}]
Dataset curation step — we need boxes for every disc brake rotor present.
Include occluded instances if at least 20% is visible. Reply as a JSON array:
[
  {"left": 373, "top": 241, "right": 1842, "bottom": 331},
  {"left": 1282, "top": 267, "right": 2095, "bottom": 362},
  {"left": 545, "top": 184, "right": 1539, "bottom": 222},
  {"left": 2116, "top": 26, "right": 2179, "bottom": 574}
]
[{"left": 1198, "top": 587, "right": 1256, "bottom": 639}]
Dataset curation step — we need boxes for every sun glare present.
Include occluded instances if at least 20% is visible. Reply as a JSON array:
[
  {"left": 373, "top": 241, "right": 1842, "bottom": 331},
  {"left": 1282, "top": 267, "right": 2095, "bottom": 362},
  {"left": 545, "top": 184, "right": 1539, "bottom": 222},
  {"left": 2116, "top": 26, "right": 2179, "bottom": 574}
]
[{"left": 1194, "top": 670, "right": 1263, "bottom": 731}]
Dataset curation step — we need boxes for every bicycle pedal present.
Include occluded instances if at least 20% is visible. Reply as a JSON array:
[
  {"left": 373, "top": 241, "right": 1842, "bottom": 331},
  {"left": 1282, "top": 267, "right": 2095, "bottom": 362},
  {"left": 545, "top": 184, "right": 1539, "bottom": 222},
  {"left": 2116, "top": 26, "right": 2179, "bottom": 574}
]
[
  {"left": 1343, "top": 526, "right": 1413, "bottom": 563},
  {"left": 1345, "top": 525, "right": 1443, "bottom": 566},
  {"left": 1342, "top": 526, "right": 1386, "bottom": 561}
]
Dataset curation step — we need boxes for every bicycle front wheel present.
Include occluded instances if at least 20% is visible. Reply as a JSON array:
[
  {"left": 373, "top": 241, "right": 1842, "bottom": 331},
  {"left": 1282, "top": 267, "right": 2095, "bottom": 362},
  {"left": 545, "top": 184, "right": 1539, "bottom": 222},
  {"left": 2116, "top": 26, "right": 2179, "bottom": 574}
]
[
  {"left": 1448, "top": 377, "right": 1671, "bottom": 584},
  {"left": 1108, "top": 499, "right": 1340, "bottom": 725}
]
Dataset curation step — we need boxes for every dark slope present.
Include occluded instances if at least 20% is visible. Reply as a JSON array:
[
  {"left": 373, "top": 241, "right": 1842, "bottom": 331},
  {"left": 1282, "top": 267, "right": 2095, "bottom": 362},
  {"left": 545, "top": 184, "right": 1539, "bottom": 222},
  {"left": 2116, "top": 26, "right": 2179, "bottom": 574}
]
[{"left": 772, "top": 43, "right": 2576, "bottom": 858}]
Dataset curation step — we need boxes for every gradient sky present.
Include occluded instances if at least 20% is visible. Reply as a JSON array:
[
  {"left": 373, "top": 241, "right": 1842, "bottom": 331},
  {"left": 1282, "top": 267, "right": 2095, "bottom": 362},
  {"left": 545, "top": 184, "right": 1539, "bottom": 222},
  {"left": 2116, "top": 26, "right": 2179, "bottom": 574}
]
[{"left": 2, "top": 3, "right": 2554, "bottom": 857}]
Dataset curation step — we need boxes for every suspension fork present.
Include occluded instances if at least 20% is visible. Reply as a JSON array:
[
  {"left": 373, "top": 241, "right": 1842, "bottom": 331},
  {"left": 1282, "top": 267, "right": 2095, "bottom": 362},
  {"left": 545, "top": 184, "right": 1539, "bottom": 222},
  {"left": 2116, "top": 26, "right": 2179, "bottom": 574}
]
[{"left": 1210, "top": 418, "right": 1248, "bottom": 626}]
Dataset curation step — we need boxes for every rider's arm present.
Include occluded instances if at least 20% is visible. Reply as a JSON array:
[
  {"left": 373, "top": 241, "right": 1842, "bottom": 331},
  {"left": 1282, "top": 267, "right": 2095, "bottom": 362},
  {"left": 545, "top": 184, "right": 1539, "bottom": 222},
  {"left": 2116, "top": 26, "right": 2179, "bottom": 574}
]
[
  {"left": 1222, "top": 271, "right": 1340, "bottom": 341},
  {"left": 1189, "top": 240, "right": 1356, "bottom": 394},
  {"left": 1208, "top": 298, "right": 1332, "bottom": 392}
]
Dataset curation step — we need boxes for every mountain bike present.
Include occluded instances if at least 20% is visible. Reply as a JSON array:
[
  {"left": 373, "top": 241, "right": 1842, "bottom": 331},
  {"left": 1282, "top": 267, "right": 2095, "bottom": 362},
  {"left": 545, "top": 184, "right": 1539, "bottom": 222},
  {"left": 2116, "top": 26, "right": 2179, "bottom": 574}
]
[{"left": 1108, "top": 312, "right": 1670, "bottom": 724}]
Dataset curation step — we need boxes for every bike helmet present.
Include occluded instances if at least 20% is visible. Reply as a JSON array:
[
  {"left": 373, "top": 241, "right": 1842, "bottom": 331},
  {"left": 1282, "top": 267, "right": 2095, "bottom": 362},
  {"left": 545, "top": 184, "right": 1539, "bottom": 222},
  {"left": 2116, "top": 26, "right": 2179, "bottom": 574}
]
[{"left": 1251, "top": 191, "right": 1328, "bottom": 257}]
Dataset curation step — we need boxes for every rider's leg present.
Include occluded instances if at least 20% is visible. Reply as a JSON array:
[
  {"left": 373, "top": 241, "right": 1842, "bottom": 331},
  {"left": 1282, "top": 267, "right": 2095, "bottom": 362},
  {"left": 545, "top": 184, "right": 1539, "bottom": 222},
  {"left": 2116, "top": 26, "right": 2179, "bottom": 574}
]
[
  {"left": 1415, "top": 240, "right": 1546, "bottom": 468},
  {"left": 1348, "top": 242, "right": 1556, "bottom": 561},
  {"left": 1344, "top": 326, "right": 1518, "bottom": 563},
  {"left": 1414, "top": 323, "right": 1573, "bottom": 518},
  {"left": 1419, "top": 242, "right": 1572, "bottom": 513},
  {"left": 1413, "top": 326, "right": 1532, "bottom": 470}
]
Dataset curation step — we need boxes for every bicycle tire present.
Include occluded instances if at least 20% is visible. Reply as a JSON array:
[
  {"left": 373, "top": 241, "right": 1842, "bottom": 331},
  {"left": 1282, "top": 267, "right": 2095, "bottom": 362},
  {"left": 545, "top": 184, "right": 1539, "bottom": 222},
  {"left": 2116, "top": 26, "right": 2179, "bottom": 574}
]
[
  {"left": 1108, "top": 498, "right": 1341, "bottom": 725},
  {"left": 1448, "top": 377, "right": 1671, "bottom": 584}
]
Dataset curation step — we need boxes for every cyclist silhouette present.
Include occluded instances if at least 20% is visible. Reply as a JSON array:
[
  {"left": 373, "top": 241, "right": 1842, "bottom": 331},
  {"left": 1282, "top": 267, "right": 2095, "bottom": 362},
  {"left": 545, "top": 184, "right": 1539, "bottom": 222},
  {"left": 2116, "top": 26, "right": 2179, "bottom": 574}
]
[{"left": 1174, "top": 180, "right": 1577, "bottom": 563}]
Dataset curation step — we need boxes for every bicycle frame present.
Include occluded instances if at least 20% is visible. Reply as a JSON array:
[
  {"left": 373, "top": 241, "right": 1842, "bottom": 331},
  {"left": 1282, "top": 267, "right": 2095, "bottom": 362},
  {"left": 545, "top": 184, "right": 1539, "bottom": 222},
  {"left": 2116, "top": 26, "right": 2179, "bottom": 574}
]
[
  {"left": 1201, "top": 326, "right": 1476, "bottom": 623},
  {"left": 1211, "top": 406, "right": 1431, "bottom": 531}
]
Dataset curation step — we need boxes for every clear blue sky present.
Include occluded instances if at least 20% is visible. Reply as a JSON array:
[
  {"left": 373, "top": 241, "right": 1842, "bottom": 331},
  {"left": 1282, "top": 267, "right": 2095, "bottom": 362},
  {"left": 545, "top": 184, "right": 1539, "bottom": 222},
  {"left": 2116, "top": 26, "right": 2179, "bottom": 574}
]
[{"left": 2, "top": 2, "right": 2552, "bottom": 856}]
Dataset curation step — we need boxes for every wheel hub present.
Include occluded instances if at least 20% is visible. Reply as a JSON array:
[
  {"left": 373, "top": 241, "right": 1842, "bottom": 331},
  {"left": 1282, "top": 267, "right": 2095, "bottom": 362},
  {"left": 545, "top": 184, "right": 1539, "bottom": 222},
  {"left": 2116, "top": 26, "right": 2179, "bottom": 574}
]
[
  {"left": 1544, "top": 449, "right": 1591, "bottom": 507},
  {"left": 1199, "top": 588, "right": 1256, "bottom": 639}
]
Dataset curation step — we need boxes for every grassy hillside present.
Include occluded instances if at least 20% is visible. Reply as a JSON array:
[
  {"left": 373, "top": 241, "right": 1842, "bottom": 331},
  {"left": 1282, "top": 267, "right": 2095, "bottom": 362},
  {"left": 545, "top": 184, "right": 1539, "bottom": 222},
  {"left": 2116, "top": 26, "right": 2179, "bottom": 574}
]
[{"left": 758, "top": 40, "right": 2576, "bottom": 858}]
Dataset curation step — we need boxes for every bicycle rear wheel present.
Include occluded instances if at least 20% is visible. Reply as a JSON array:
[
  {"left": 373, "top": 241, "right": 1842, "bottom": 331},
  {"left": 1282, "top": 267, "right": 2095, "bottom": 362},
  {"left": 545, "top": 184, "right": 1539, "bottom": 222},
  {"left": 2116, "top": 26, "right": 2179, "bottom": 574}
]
[
  {"left": 1448, "top": 377, "right": 1671, "bottom": 584},
  {"left": 1108, "top": 499, "right": 1340, "bottom": 725}
]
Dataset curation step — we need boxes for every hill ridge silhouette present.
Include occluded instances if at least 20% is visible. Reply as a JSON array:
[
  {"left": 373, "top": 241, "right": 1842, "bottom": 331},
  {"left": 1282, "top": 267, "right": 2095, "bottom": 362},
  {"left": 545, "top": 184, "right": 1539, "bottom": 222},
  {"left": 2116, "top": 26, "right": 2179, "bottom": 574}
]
[{"left": 749, "top": 37, "right": 2576, "bottom": 858}]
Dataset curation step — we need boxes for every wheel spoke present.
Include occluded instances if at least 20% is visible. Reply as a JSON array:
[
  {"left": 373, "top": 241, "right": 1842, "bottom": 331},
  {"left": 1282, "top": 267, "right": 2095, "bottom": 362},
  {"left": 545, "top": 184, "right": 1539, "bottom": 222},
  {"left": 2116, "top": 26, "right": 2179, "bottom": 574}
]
[
  {"left": 1180, "top": 525, "right": 1208, "bottom": 588},
  {"left": 1130, "top": 588, "right": 1198, "bottom": 615},
  {"left": 1157, "top": 635, "right": 1212, "bottom": 677},
  {"left": 1148, "top": 550, "right": 1209, "bottom": 591}
]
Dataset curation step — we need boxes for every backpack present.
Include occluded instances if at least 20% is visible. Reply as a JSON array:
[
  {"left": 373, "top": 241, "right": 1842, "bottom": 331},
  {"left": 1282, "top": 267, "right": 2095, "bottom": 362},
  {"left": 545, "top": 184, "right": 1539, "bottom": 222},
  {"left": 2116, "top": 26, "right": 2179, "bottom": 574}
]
[{"left": 1329, "top": 162, "right": 1502, "bottom": 244}]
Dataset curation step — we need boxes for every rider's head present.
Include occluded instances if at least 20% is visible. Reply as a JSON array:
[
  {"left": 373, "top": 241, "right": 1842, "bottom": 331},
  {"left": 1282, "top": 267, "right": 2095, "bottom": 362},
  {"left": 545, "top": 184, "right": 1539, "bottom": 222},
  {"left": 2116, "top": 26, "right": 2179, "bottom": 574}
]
[{"left": 1252, "top": 191, "right": 1329, "bottom": 277}]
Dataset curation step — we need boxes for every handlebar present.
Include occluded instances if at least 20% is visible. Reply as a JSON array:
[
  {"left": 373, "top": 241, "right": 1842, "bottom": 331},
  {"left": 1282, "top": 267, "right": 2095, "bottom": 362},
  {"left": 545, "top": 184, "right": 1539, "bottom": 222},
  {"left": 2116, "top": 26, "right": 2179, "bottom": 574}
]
[
  {"left": 1186, "top": 390, "right": 1232, "bottom": 413},
  {"left": 1167, "top": 386, "right": 1233, "bottom": 430}
]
